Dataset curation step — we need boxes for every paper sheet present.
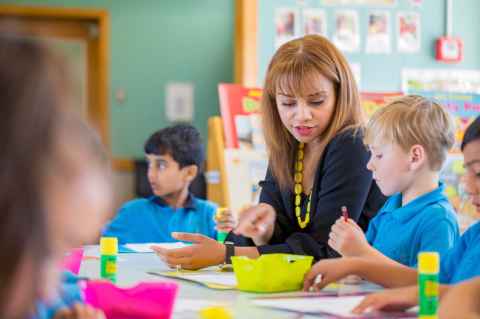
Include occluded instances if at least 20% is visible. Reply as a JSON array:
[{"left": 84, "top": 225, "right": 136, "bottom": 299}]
[
  {"left": 253, "top": 295, "right": 417, "bottom": 318},
  {"left": 148, "top": 269, "right": 237, "bottom": 290},
  {"left": 124, "top": 242, "right": 187, "bottom": 253},
  {"left": 254, "top": 295, "right": 364, "bottom": 317}
]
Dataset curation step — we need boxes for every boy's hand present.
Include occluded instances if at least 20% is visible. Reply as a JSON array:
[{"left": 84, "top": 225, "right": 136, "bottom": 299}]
[
  {"left": 151, "top": 233, "right": 225, "bottom": 270},
  {"left": 328, "top": 217, "right": 369, "bottom": 257},
  {"left": 303, "top": 258, "right": 355, "bottom": 291},
  {"left": 53, "top": 303, "right": 105, "bottom": 319},
  {"left": 233, "top": 203, "right": 275, "bottom": 245},
  {"left": 439, "top": 279, "right": 480, "bottom": 319},
  {"left": 352, "top": 286, "right": 418, "bottom": 314},
  {"left": 214, "top": 209, "right": 237, "bottom": 232}
]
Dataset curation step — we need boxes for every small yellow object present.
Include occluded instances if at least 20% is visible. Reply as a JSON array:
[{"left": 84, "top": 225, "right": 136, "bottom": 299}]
[
  {"left": 297, "top": 149, "right": 304, "bottom": 160},
  {"left": 200, "top": 306, "right": 232, "bottom": 319},
  {"left": 294, "top": 183, "right": 302, "bottom": 195},
  {"left": 295, "top": 161, "right": 303, "bottom": 172},
  {"left": 216, "top": 207, "right": 228, "bottom": 218},
  {"left": 295, "top": 194, "right": 301, "bottom": 206},
  {"left": 100, "top": 237, "right": 118, "bottom": 255},
  {"left": 294, "top": 172, "right": 303, "bottom": 183},
  {"left": 295, "top": 205, "right": 301, "bottom": 216},
  {"left": 418, "top": 252, "right": 439, "bottom": 274}
]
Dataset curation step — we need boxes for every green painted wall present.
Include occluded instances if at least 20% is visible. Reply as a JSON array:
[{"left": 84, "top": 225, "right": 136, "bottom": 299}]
[
  {"left": 1, "top": 0, "right": 235, "bottom": 158},
  {"left": 258, "top": 0, "right": 480, "bottom": 92}
]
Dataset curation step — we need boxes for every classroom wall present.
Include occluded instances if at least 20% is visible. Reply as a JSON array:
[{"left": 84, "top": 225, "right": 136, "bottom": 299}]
[
  {"left": 258, "top": 0, "right": 480, "bottom": 92},
  {"left": 1, "top": 0, "right": 235, "bottom": 158}
]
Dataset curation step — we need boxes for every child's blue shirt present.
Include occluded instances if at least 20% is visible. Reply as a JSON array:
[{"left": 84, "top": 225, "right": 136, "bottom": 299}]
[
  {"left": 366, "top": 183, "right": 459, "bottom": 267},
  {"left": 34, "top": 271, "right": 83, "bottom": 319},
  {"left": 440, "top": 221, "right": 480, "bottom": 284},
  {"left": 102, "top": 194, "right": 217, "bottom": 244}
]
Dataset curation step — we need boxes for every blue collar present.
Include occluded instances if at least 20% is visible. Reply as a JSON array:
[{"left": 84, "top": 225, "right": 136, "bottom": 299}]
[
  {"left": 381, "top": 182, "right": 447, "bottom": 223},
  {"left": 150, "top": 193, "right": 196, "bottom": 210}
]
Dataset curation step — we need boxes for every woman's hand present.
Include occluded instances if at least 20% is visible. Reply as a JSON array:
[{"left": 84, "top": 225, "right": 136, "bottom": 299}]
[
  {"left": 151, "top": 233, "right": 225, "bottom": 270},
  {"left": 53, "top": 303, "right": 105, "bottom": 319},
  {"left": 352, "top": 286, "right": 418, "bottom": 314},
  {"left": 233, "top": 203, "right": 275, "bottom": 245},
  {"left": 328, "top": 217, "right": 370, "bottom": 257}
]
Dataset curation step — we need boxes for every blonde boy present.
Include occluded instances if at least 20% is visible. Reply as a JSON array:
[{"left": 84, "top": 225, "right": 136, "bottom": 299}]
[{"left": 327, "top": 95, "right": 459, "bottom": 267}]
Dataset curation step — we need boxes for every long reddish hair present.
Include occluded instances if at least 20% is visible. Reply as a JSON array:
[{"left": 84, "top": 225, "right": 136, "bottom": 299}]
[{"left": 261, "top": 35, "right": 364, "bottom": 190}]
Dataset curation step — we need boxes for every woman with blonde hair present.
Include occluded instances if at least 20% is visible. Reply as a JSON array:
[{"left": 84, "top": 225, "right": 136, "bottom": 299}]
[{"left": 154, "top": 35, "right": 385, "bottom": 269}]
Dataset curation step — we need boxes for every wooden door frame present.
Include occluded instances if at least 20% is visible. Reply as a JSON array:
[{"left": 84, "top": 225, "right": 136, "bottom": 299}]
[
  {"left": 0, "top": 5, "right": 133, "bottom": 170},
  {"left": 234, "top": 0, "right": 258, "bottom": 87}
]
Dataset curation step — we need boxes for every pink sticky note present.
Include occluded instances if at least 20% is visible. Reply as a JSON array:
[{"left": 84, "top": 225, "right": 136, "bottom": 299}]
[{"left": 61, "top": 247, "right": 84, "bottom": 275}]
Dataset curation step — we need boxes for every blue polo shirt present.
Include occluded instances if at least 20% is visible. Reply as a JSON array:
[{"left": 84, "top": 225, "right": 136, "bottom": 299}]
[
  {"left": 102, "top": 195, "right": 217, "bottom": 244},
  {"left": 366, "top": 183, "right": 459, "bottom": 267},
  {"left": 440, "top": 221, "right": 480, "bottom": 284}
]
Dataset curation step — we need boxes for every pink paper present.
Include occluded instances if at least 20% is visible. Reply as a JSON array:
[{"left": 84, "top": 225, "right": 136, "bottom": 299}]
[
  {"left": 84, "top": 280, "right": 178, "bottom": 319},
  {"left": 61, "top": 247, "right": 84, "bottom": 274}
]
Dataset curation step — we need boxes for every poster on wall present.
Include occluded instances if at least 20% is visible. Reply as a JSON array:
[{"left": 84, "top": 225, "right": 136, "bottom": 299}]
[
  {"left": 218, "top": 83, "right": 264, "bottom": 151},
  {"left": 406, "top": 90, "right": 480, "bottom": 154},
  {"left": 409, "top": 0, "right": 422, "bottom": 7},
  {"left": 397, "top": 12, "right": 421, "bottom": 53},
  {"left": 323, "top": 0, "right": 396, "bottom": 5},
  {"left": 402, "top": 69, "right": 480, "bottom": 94},
  {"left": 440, "top": 154, "right": 477, "bottom": 230},
  {"left": 366, "top": 11, "right": 390, "bottom": 54},
  {"left": 360, "top": 92, "right": 403, "bottom": 117},
  {"left": 333, "top": 10, "right": 360, "bottom": 52},
  {"left": 275, "top": 8, "right": 298, "bottom": 48},
  {"left": 303, "top": 9, "right": 327, "bottom": 37}
]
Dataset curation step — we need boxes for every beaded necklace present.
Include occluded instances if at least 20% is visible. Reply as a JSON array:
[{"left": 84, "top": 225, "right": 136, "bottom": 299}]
[{"left": 294, "top": 142, "right": 312, "bottom": 229}]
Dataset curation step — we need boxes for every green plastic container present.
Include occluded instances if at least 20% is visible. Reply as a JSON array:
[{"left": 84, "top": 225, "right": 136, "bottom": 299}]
[{"left": 231, "top": 254, "right": 313, "bottom": 293}]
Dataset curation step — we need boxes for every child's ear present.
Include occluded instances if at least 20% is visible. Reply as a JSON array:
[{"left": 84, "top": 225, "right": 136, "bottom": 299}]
[
  {"left": 409, "top": 144, "right": 426, "bottom": 170},
  {"left": 183, "top": 165, "right": 198, "bottom": 182}
]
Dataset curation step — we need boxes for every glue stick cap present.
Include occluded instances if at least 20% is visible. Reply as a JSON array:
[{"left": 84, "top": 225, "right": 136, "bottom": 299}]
[
  {"left": 418, "top": 252, "right": 439, "bottom": 273},
  {"left": 216, "top": 207, "right": 228, "bottom": 217},
  {"left": 100, "top": 237, "right": 118, "bottom": 255}
]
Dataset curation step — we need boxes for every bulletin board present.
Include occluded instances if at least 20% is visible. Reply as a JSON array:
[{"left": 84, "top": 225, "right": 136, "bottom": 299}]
[{"left": 257, "top": 0, "right": 480, "bottom": 91}]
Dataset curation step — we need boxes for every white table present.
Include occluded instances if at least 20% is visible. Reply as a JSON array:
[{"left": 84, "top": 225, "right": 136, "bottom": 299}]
[
  {"left": 79, "top": 246, "right": 399, "bottom": 318},
  {"left": 80, "top": 246, "right": 304, "bottom": 318}
]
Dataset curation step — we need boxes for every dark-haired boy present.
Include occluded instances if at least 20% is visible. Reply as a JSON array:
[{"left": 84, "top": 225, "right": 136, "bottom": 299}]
[{"left": 103, "top": 124, "right": 217, "bottom": 243}]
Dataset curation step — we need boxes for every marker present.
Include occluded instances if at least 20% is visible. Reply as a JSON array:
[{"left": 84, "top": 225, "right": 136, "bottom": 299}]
[{"left": 341, "top": 206, "right": 349, "bottom": 222}]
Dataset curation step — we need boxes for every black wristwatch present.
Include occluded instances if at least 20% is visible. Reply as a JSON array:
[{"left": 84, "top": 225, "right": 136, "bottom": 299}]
[{"left": 224, "top": 241, "right": 235, "bottom": 264}]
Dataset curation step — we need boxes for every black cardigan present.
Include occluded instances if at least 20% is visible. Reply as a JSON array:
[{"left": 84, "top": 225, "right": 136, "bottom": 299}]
[{"left": 226, "top": 128, "right": 386, "bottom": 261}]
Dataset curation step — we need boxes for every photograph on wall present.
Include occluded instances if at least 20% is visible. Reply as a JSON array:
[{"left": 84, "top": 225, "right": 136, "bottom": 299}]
[
  {"left": 275, "top": 8, "right": 298, "bottom": 48},
  {"left": 409, "top": 0, "right": 422, "bottom": 7},
  {"left": 323, "top": 0, "right": 396, "bottom": 5},
  {"left": 303, "top": 9, "right": 327, "bottom": 37},
  {"left": 366, "top": 11, "right": 391, "bottom": 54},
  {"left": 333, "top": 10, "right": 360, "bottom": 52},
  {"left": 397, "top": 12, "right": 421, "bottom": 53},
  {"left": 165, "top": 82, "right": 194, "bottom": 122}
]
